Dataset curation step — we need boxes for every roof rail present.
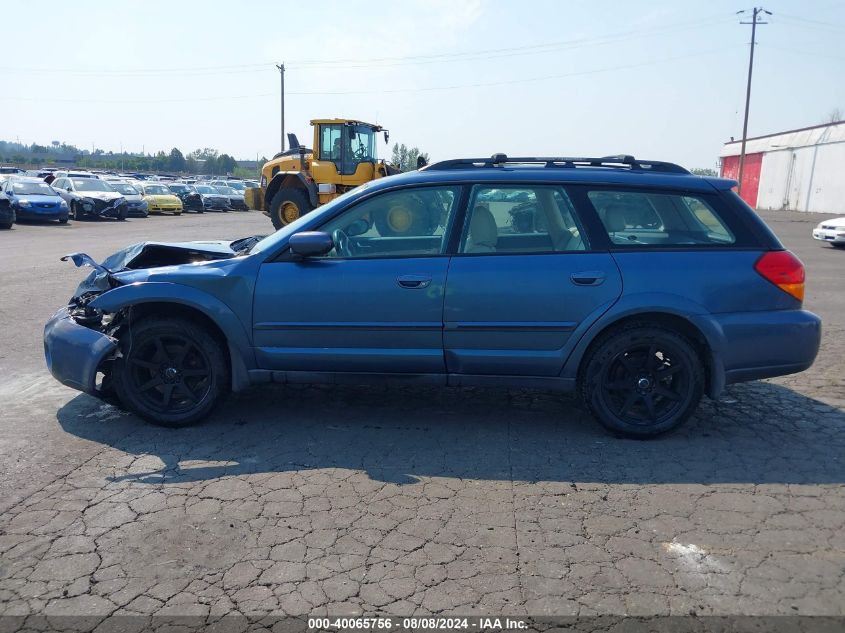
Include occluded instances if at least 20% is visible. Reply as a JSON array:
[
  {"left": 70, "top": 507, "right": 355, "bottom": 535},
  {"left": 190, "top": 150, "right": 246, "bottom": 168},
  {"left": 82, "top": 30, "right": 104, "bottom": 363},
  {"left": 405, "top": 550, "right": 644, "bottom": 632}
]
[{"left": 421, "top": 154, "right": 690, "bottom": 174}]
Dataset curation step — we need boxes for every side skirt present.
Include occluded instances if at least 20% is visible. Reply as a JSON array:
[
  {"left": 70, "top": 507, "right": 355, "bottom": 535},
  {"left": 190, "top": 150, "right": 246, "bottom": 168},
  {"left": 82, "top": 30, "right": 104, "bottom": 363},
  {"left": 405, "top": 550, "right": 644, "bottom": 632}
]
[{"left": 247, "top": 370, "right": 576, "bottom": 392}]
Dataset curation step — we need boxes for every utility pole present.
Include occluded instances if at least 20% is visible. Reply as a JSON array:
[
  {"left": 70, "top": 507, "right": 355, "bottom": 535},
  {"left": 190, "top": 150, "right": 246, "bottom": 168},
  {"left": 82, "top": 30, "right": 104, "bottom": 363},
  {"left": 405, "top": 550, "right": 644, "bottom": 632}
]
[
  {"left": 736, "top": 7, "right": 770, "bottom": 196},
  {"left": 276, "top": 63, "right": 285, "bottom": 153}
]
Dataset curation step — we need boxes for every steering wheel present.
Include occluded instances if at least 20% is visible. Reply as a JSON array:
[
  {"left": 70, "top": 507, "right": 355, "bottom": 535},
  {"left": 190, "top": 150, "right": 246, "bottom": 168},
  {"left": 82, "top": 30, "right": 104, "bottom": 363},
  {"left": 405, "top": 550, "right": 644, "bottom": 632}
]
[
  {"left": 353, "top": 145, "right": 369, "bottom": 160},
  {"left": 332, "top": 229, "right": 352, "bottom": 257}
]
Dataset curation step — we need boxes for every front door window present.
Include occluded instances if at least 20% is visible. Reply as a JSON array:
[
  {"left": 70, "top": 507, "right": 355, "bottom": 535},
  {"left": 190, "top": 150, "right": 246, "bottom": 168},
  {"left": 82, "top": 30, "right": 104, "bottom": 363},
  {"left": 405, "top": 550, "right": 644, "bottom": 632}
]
[{"left": 316, "top": 186, "right": 462, "bottom": 258}]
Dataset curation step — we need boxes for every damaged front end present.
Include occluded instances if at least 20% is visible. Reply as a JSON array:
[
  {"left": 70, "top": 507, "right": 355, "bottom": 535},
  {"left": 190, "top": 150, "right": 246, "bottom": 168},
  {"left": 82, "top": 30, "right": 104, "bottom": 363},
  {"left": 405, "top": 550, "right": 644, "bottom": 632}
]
[{"left": 44, "top": 237, "right": 260, "bottom": 398}]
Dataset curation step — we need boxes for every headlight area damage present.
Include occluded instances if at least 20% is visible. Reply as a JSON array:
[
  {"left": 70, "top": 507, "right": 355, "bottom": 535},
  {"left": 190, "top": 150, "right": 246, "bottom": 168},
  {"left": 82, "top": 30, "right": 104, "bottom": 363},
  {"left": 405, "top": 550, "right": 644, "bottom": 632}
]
[{"left": 43, "top": 237, "right": 260, "bottom": 398}]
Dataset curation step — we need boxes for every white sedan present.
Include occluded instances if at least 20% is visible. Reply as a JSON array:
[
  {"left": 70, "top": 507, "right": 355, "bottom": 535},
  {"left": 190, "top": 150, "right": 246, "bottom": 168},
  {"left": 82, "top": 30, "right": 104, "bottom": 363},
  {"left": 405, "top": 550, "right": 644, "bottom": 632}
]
[{"left": 813, "top": 217, "right": 845, "bottom": 248}]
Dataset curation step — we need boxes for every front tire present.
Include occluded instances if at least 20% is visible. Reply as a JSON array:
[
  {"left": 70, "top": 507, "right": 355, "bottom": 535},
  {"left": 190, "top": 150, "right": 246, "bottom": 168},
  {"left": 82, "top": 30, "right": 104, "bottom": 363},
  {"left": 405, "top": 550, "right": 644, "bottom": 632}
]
[
  {"left": 72, "top": 202, "right": 85, "bottom": 221},
  {"left": 580, "top": 324, "right": 704, "bottom": 438},
  {"left": 113, "top": 317, "right": 229, "bottom": 427},
  {"left": 269, "top": 187, "right": 312, "bottom": 230}
]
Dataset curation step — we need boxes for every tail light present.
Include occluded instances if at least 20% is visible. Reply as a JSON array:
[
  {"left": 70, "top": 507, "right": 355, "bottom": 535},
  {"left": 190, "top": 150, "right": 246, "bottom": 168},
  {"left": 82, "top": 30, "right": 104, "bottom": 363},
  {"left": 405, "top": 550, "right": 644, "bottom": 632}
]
[{"left": 754, "top": 250, "right": 805, "bottom": 302}]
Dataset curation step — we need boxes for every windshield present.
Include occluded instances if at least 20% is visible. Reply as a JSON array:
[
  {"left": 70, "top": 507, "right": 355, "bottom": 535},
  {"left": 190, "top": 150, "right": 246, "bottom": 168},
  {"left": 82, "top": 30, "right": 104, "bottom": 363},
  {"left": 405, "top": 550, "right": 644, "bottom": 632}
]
[
  {"left": 348, "top": 125, "right": 377, "bottom": 161},
  {"left": 112, "top": 183, "right": 139, "bottom": 195},
  {"left": 73, "top": 179, "right": 114, "bottom": 192},
  {"left": 216, "top": 186, "right": 236, "bottom": 195},
  {"left": 143, "top": 184, "right": 171, "bottom": 195},
  {"left": 195, "top": 185, "right": 216, "bottom": 194},
  {"left": 227, "top": 182, "right": 246, "bottom": 191},
  {"left": 168, "top": 184, "right": 188, "bottom": 193},
  {"left": 10, "top": 181, "right": 57, "bottom": 195}
]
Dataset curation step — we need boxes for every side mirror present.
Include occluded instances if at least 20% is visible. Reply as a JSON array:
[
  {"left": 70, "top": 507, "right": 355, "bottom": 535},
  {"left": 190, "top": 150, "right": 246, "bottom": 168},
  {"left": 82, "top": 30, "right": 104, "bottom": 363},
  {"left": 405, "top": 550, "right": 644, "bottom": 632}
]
[
  {"left": 345, "top": 218, "right": 370, "bottom": 237},
  {"left": 384, "top": 131, "right": 389, "bottom": 144},
  {"left": 289, "top": 231, "right": 333, "bottom": 258}
]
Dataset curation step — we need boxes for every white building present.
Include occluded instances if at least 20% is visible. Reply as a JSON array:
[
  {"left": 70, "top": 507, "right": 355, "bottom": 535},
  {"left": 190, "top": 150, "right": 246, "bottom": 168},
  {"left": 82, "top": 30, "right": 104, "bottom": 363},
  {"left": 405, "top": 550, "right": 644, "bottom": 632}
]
[{"left": 720, "top": 120, "right": 845, "bottom": 214}]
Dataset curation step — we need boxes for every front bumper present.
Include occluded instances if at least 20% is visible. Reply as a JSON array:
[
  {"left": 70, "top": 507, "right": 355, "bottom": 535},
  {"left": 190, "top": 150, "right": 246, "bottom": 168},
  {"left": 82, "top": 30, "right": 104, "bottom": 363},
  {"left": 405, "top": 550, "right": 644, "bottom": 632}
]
[
  {"left": 182, "top": 196, "right": 204, "bottom": 211},
  {"left": 126, "top": 204, "right": 149, "bottom": 218},
  {"left": 203, "top": 199, "right": 230, "bottom": 211},
  {"left": 148, "top": 204, "right": 182, "bottom": 214},
  {"left": 44, "top": 307, "right": 117, "bottom": 394},
  {"left": 14, "top": 205, "right": 66, "bottom": 220},
  {"left": 82, "top": 199, "right": 126, "bottom": 219},
  {"left": 812, "top": 227, "right": 845, "bottom": 245}
]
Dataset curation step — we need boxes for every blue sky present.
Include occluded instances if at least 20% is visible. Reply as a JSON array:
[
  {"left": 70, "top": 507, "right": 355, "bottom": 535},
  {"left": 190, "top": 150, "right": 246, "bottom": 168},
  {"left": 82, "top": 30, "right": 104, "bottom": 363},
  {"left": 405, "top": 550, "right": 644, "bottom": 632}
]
[{"left": 3, "top": 0, "right": 844, "bottom": 168}]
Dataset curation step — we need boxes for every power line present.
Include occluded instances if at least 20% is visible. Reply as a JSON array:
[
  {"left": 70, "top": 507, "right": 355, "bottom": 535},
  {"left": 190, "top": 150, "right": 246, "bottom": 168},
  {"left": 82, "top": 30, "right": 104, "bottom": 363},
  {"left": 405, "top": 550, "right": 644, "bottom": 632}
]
[
  {"left": 0, "top": 14, "right": 734, "bottom": 76},
  {"left": 0, "top": 47, "right": 732, "bottom": 104},
  {"left": 758, "top": 42, "right": 845, "bottom": 61},
  {"left": 775, "top": 12, "right": 845, "bottom": 31}
]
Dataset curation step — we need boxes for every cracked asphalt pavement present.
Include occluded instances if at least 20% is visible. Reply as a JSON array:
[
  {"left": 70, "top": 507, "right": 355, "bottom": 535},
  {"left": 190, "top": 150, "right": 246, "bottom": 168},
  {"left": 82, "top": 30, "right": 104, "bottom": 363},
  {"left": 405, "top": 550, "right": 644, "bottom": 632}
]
[{"left": 0, "top": 210, "right": 843, "bottom": 625}]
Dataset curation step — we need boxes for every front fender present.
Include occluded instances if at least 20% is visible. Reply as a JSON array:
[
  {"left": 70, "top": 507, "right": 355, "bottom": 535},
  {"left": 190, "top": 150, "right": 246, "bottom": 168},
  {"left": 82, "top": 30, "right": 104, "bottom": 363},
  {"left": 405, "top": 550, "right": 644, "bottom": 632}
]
[
  {"left": 89, "top": 282, "right": 256, "bottom": 389},
  {"left": 267, "top": 172, "right": 319, "bottom": 207},
  {"left": 560, "top": 292, "right": 727, "bottom": 398}
]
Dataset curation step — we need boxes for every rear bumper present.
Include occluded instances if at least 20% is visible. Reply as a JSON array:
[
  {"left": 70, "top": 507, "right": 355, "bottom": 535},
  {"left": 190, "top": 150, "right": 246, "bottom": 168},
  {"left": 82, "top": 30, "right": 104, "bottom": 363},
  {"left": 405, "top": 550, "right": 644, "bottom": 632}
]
[
  {"left": 43, "top": 307, "right": 117, "bottom": 394},
  {"left": 710, "top": 309, "right": 821, "bottom": 386}
]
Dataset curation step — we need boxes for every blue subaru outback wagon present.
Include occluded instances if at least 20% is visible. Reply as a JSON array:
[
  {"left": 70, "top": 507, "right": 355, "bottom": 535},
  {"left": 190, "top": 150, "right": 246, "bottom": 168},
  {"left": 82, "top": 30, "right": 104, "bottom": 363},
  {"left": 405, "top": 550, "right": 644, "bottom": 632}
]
[{"left": 44, "top": 155, "right": 821, "bottom": 437}]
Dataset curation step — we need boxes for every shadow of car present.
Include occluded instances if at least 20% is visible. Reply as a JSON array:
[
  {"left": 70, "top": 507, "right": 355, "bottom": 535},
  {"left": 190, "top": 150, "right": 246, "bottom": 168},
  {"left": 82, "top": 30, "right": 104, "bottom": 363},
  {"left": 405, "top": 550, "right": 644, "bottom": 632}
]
[{"left": 57, "top": 381, "right": 845, "bottom": 487}]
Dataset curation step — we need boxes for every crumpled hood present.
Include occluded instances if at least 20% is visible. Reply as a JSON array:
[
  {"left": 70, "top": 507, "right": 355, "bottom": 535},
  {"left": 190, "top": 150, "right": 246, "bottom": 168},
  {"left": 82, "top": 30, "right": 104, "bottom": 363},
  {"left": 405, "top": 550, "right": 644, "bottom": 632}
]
[
  {"left": 79, "top": 191, "right": 123, "bottom": 202},
  {"left": 63, "top": 237, "right": 262, "bottom": 299}
]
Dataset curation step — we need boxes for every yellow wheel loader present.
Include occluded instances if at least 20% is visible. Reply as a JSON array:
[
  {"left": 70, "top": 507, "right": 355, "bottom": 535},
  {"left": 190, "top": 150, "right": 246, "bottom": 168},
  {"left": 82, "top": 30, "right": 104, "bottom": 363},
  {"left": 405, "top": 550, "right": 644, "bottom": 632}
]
[{"left": 248, "top": 118, "right": 421, "bottom": 232}]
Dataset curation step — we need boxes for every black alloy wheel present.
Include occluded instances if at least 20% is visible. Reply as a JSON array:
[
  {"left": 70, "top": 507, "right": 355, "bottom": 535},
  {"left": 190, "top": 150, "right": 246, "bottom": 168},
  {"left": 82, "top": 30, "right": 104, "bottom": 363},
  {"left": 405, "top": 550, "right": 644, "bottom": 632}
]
[
  {"left": 114, "top": 317, "right": 229, "bottom": 426},
  {"left": 581, "top": 324, "right": 704, "bottom": 437}
]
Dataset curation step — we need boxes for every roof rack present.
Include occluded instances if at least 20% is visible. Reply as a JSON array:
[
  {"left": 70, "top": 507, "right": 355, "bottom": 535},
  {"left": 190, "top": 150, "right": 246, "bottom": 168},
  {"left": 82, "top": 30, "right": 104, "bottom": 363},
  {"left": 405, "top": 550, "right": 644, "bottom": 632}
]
[{"left": 422, "top": 154, "right": 690, "bottom": 174}]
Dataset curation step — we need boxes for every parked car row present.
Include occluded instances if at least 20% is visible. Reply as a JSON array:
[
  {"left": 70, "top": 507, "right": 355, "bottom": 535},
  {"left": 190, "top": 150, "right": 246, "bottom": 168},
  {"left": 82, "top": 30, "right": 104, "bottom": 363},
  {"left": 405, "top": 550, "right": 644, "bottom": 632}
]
[{"left": 0, "top": 170, "right": 258, "bottom": 228}]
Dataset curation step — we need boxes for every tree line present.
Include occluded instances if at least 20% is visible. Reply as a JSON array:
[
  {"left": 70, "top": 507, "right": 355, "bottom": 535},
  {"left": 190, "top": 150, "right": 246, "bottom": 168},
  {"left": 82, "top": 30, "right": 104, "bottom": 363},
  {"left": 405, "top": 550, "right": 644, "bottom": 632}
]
[
  {"left": 2, "top": 138, "right": 432, "bottom": 175},
  {"left": 0, "top": 140, "right": 262, "bottom": 176}
]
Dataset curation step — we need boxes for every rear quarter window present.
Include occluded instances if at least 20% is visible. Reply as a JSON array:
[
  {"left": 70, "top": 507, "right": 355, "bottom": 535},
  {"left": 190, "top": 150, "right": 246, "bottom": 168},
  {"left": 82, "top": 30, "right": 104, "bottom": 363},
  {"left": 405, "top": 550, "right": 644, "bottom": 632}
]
[{"left": 587, "top": 190, "right": 736, "bottom": 247}]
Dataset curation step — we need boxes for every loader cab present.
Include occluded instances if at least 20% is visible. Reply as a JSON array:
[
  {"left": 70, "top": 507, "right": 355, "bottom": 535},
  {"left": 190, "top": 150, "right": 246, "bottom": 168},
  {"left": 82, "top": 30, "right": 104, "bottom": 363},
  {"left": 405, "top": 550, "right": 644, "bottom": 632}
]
[{"left": 317, "top": 122, "right": 379, "bottom": 175}]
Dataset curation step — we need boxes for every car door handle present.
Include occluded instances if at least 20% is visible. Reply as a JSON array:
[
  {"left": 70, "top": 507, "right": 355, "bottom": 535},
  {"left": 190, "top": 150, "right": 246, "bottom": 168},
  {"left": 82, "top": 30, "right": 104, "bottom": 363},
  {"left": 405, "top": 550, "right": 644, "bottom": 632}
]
[
  {"left": 397, "top": 275, "right": 432, "bottom": 289},
  {"left": 570, "top": 271, "right": 606, "bottom": 286}
]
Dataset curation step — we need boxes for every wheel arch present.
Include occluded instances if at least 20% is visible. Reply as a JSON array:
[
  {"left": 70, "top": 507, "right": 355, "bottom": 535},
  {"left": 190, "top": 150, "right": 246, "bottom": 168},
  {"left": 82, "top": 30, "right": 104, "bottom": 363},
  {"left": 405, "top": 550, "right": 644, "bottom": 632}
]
[
  {"left": 565, "top": 304, "right": 726, "bottom": 400},
  {"left": 265, "top": 172, "right": 318, "bottom": 208},
  {"left": 89, "top": 283, "right": 255, "bottom": 391}
]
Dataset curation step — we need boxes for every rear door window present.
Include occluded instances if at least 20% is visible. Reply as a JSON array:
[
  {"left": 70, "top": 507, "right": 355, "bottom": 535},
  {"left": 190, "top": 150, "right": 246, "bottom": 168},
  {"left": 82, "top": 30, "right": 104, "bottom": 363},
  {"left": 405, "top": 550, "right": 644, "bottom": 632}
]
[
  {"left": 587, "top": 190, "right": 735, "bottom": 247},
  {"left": 459, "top": 185, "right": 587, "bottom": 254}
]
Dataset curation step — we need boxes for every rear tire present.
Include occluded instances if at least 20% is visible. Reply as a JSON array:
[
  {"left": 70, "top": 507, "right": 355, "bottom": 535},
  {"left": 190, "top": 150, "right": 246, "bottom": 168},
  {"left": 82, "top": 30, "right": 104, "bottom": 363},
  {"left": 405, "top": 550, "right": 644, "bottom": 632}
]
[
  {"left": 113, "top": 317, "right": 229, "bottom": 427},
  {"left": 59, "top": 217, "right": 68, "bottom": 224},
  {"left": 0, "top": 222, "right": 11, "bottom": 230},
  {"left": 579, "top": 323, "right": 704, "bottom": 438},
  {"left": 269, "top": 187, "right": 312, "bottom": 230}
]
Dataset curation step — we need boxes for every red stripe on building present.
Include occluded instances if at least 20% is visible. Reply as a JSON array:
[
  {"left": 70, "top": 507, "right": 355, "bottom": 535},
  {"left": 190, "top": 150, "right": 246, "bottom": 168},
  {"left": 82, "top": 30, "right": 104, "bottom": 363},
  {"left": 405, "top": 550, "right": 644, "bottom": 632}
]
[{"left": 720, "top": 153, "right": 762, "bottom": 208}]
